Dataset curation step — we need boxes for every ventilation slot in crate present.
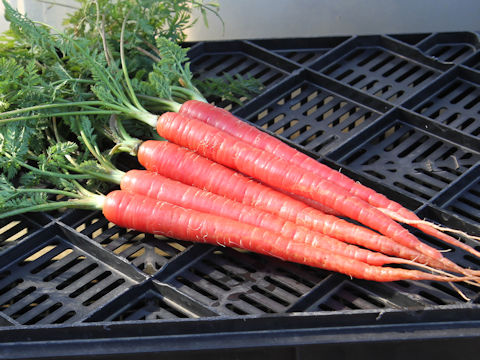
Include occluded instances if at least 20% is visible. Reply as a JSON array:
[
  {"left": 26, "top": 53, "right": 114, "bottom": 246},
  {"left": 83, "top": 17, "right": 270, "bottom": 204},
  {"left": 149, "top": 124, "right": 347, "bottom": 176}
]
[
  {"left": 253, "top": 37, "right": 348, "bottom": 66},
  {"left": 427, "top": 44, "right": 474, "bottom": 63},
  {"left": 417, "top": 32, "right": 480, "bottom": 64},
  {"left": 0, "top": 216, "right": 40, "bottom": 252},
  {"left": 463, "top": 51, "right": 480, "bottom": 72},
  {"left": 314, "top": 283, "right": 397, "bottom": 312},
  {"left": 389, "top": 279, "right": 474, "bottom": 306},
  {"left": 312, "top": 275, "right": 474, "bottom": 312},
  {"left": 274, "top": 49, "right": 327, "bottom": 65},
  {"left": 86, "top": 280, "right": 218, "bottom": 322},
  {"left": 111, "top": 291, "right": 194, "bottom": 321}
]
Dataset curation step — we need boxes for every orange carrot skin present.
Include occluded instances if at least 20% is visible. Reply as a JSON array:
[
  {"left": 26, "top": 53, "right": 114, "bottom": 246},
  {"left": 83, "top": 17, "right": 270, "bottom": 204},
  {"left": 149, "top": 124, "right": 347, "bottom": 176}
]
[
  {"left": 120, "top": 169, "right": 404, "bottom": 267},
  {"left": 154, "top": 112, "right": 442, "bottom": 261},
  {"left": 136, "top": 141, "right": 456, "bottom": 271},
  {"left": 180, "top": 100, "right": 462, "bottom": 248},
  {"left": 102, "top": 190, "right": 453, "bottom": 282}
]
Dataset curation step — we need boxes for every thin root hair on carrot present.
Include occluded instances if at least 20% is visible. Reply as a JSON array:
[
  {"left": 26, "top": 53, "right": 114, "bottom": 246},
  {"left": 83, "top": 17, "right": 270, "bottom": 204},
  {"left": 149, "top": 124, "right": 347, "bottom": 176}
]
[{"left": 379, "top": 208, "right": 480, "bottom": 259}]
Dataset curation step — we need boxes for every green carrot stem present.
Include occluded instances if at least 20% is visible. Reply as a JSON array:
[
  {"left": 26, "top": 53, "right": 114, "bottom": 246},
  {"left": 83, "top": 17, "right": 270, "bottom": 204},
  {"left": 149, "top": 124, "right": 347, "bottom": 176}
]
[
  {"left": 50, "top": 78, "right": 96, "bottom": 86},
  {"left": 0, "top": 111, "right": 124, "bottom": 125},
  {"left": 0, "top": 101, "right": 107, "bottom": 118},
  {"left": 108, "top": 116, "right": 144, "bottom": 156},
  {"left": 13, "top": 158, "right": 91, "bottom": 180},
  {"left": 132, "top": 110, "right": 159, "bottom": 127},
  {"left": 62, "top": 160, "right": 124, "bottom": 185},
  {"left": 136, "top": 94, "right": 181, "bottom": 112},
  {"left": 0, "top": 196, "right": 105, "bottom": 220},
  {"left": 76, "top": 118, "right": 114, "bottom": 172},
  {"left": 120, "top": 10, "right": 147, "bottom": 113},
  {"left": 111, "top": 115, "right": 134, "bottom": 142},
  {"left": 171, "top": 86, "right": 206, "bottom": 102},
  {"left": 4, "top": 188, "right": 83, "bottom": 202}
]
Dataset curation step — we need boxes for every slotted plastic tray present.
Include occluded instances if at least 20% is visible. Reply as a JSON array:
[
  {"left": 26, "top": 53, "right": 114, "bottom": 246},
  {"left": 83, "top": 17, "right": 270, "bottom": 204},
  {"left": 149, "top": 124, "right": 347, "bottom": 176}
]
[{"left": 2, "top": 32, "right": 480, "bottom": 359}]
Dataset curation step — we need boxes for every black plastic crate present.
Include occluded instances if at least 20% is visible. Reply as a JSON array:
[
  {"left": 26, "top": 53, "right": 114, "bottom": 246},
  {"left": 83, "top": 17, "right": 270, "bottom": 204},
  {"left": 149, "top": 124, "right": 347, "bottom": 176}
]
[
  {"left": 0, "top": 215, "right": 45, "bottom": 253},
  {"left": 0, "top": 223, "right": 145, "bottom": 326},
  {"left": 157, "top": 246, "right": 333, "bottom": 316},
  {"left": 445, "top": 179, "right": 480, "bottom": 226},
  {"left": 3, "top": 32, "right": 480, "bottom": 359},
  {"left": 463, "top": 50, "right": 480, "bottom": 72}
]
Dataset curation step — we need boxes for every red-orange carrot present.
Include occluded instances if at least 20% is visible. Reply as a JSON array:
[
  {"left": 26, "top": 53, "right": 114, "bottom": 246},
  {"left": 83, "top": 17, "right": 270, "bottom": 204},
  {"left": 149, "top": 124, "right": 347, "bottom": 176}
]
[
  {"left": 136, "top": 140, "right": 464, "bottom": 274},
  {"left": 102, "top": 190, "right": 467, "bottom": 283},
  {"left": 121, "top": 169, "right": 429, "bottom": 268},
  {"left": 153, "top": 112, "right": 443, "bottom": 261},
  {"left": 180, "top": 100, "right": 477, "bottom": 257}
]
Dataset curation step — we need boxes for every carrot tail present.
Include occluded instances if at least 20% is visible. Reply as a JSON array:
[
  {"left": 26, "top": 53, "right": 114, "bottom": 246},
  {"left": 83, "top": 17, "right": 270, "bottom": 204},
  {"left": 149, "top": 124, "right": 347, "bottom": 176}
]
[{"left": 379, "top": 207, "right": 480, "bottom": 259}]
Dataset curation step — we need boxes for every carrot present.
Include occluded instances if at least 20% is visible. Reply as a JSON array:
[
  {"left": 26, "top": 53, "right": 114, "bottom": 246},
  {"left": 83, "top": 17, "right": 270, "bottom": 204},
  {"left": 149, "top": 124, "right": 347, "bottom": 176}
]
[
  {"left": 102, "top": 190, "right": 469, "bottom": 283},
  {"left": 121, "top": 169, "right": 438, "bottom": 269},
  {"left": 152, "top": 112, "right": 445, "bottom": 262},
  {"left": 136, "top": 140, "right": 465, "bottom": 274},
  {"left": 180, "top": 100, "right": 479, "bottom": 257}
]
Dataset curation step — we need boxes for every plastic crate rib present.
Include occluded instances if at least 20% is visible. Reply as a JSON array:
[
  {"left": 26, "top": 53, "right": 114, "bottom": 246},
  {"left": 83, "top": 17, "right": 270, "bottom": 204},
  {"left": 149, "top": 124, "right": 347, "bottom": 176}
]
[
  {"left": 3, "top": 32, "right": 480, "bottom": 359},
  {"left": 252, "top": 37, "right": 350, "bottom": 66},
  {"left": 464, "top": 50, "right": 480, "bottom": 72},
  {"left": 447, "top": 180, "right": 480, "bottom": 226},
  {"left": 0, "top": 215, "right": 45, "bottom": 252}
]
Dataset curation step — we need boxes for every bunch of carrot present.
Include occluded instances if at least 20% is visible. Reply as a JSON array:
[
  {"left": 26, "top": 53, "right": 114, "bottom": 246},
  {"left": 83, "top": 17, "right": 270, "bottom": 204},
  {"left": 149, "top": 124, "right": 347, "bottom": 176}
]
[
  {"left": 1, "top": 1, "right": 479, "bottom": 287},
  {"left": 101, "top": 107, "right": 479, "bottom": 284}
]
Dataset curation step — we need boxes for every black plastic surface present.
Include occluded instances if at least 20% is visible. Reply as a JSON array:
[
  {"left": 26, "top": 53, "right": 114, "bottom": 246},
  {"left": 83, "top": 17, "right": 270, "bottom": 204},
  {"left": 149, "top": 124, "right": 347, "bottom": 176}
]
[{"left": 2, "top": 32, "right": 480, "bottom": 359}]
